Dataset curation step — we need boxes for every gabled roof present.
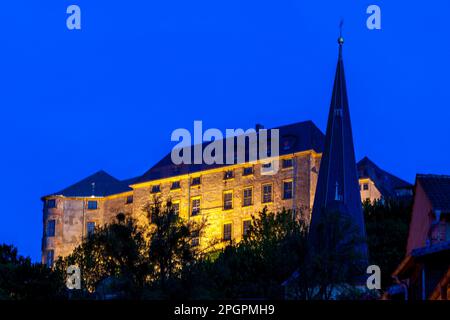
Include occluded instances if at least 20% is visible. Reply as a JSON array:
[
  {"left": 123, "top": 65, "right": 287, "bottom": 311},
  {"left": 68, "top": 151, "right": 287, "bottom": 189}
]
[
  {"left": 134, "top": 120, "right": 325, "bottom": 185},
  {"left": 417, "top": 174, "right": 450, "bottom": 212},
  {"left": 357, "top": 156, "right": 412, "bottom": 198},
  {"left": 44, "top": 170, "right": 137, "bottom": 198}
]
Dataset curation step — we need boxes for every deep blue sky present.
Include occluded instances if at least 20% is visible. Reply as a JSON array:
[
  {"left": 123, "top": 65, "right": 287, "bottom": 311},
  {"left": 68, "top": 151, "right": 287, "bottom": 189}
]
[{"left": 1, "top": 1, "right": 449, "bottom": 261}]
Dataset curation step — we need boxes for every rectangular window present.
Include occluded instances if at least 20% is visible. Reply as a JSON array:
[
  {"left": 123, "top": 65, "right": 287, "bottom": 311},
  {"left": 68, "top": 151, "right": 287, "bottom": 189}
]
[
  {"left": 46, "top": 199, "right": 56, "bottom": 209},
  {"left": 243, "top": 166, "right": 254, "bottom": 176},
  {"left": 191, "top": 177, "right": 201, "bottom": 186},
  {"left": 223, "top": 191, "right": 233, "bottom": 210},
  {"left": 262, "top": 162, "right": 272, "bottom": 169},
  {"left": 191, "top": 230, "right": 200, "bottom": 247},
  {"left": 363, "top": 183, "right": 369, "bottom": 190},
  {"left": 243, "top": 187, "right": 253, "bottom": 207},
  {"left": 46, "top": 250, "right": 54, "bottom": 268},
  {"left": 126, "top": 195, "right": 133, "bottom": 204},
  {"left": 283, "top": 180, "right": 293, "bottom": 199},
  {"left": 243, "top": 220, "right": 251, "bottom": 237},
  {"left": 87, "top": 200, "right": 98, "bottom": 210},
  {"left": 224, "top": 170, "right": 234, "bottom": 180},
  {"left": 46, "top": 220, "right": 56, "bottom": 237},
  {"left": 172, "top": 202, "right": 180, "bottom": 215},
  {"left": 191, "top": 198, "right": 200, "bottom": 216},
  {"left": 223, "top": 223, "right": 232, "bottom": 241},
  {"left": 171, "top": 181, "right": 181, "bottom": 190},
  {"left": 87, "top": 222, "right": 95, "bottom": 237},
  {"left": 262, "top": 184, "right": 273, "bottom": 203},
  {"left": 151, "top": 185, "right": 161, "bottom": 193},
  {"left": 282, "top": 158, "right": 293, "bottom": 169}
]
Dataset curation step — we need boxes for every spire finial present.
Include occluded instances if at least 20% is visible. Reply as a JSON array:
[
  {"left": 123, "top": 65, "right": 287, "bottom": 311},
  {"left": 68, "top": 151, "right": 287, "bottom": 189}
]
[{"left": 338, "top": 19, "right": 344, "bottom": 45}]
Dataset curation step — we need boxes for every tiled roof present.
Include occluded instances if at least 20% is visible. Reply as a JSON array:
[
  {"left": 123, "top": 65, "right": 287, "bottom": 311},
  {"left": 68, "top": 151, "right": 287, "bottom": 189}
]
[
  {"left": 134, "top": 120, "right": 325, "bottom": 184},
  {"left": 44, "top": 170, "right": 137, "bottom": 198},
  {"left": 417, "top": 174, "right": 450, "bottom": 212}
]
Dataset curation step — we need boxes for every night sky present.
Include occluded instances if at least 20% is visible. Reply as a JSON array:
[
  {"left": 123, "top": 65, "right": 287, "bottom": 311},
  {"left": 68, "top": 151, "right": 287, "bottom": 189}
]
[{"left": 1, "top": 1, "right": 449, "bottom": 261}]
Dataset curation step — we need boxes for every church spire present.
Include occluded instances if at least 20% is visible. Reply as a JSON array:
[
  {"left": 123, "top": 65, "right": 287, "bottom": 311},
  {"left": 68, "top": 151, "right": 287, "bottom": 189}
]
[{"left": 308, "top": 30, "right": 369, "bottom": 281}]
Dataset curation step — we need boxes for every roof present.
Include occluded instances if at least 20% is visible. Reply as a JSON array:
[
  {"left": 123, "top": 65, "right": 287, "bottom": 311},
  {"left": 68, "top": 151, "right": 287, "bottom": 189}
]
[
  {"left": 393, "top": 242, "right": 450, "bottom": 278},
  {"left": 134, "top": 120, "right": 325, "bottom": 185},
  {"left": 411, "top": 241, "right": 450, "bottom": 258},
  {"left": 417, "top": 174, "right": 450, "bottom": 212},
  {"left": 44, "top": 170, "right": 138, "bottom": 198},
  {"left": 309, "top": 38, "right": 369, "bottom": 269},
  {"left": 357, "top": 156, "right": 412, "bottom": 198}
]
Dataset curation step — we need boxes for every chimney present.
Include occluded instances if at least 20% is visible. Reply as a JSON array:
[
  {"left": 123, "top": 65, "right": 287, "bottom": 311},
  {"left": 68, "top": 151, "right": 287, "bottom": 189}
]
[{"left": 256, "top": 123, "right": 264, "bottom": 132}]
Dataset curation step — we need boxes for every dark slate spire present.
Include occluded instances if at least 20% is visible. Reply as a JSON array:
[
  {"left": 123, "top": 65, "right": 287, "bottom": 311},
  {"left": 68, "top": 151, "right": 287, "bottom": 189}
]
[{"left": 309, "top": 33, "right": 369, "bottom": 278}]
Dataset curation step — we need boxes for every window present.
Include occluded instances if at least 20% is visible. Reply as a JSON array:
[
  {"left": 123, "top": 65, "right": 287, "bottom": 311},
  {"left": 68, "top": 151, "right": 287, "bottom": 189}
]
[
  {"left": 223, "top": 191, "right": 233, "bottom": 210},
  {"left": 191, "top": 230, "right": 199, "bottom": 247},
  {"left": 172, "top": 202, "right": 180, "bottom": 215},
  {"left": 47, "top": 199, "right": 56, "bottom": 209},
  {"left": 46, "top": 250, "right": 54, "bottom": 268},
  {"left": 126, "top": 195, "right": 133, "bottom": 204},
  {"left": 262, "top": 162, "right": 272, "bottom": 169},
  {"left": 191, "top": 198, "right": 200, "bottom": 216},
  {"left": 243, "top": 166, "right": 254, "bottom": 176},
  {"left": 363, "top": 184, "right": 369, "bottom": 190},
  {"left": 223, "top": 223, "right": 232, "bottom": 241},
  {"left": 262, "top": 184, "right": 273, "bottom": 203},
  {"left": 243, "top": 220, "right": 251, "bottom": 237},
  {"left": 171, "top": 181, "right": 181, "bottom": 190},
  {"left": 46, "top": 220, "right": 56, "bottom": 237},
  {"left": 87, "top": 200, "right": 97, "bottom": 210},
  {"left": 261, "top": 162, "right": 274, "bottom": 174},
  {"left": 191, "top": 177, "right": 201, "bottom": 186},
  {"left": 151, "top": 185, "right": 161, "bottom": 193},
  {"left": 282, "top": 158, "right": 293, "bottom": 169},
  {"left": 87, "top": 222, "right": 95, "bottom": 237},
  {"left": 224, "top": 170, "right": 234, "bottom": 180},
  {"left": 243, "top": 187, "right": 253, "bottom": 207},
  {"left": 283, "top": 180, "right": 293, "bottom": 199}
]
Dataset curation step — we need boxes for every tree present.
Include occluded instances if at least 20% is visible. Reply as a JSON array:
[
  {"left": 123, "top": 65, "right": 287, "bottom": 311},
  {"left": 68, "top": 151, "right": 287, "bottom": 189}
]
[
  {"left": 363, "top": 199, "right": 411, "bottom": 289},
  {"left": 182, "top": 207, "right": 308, "bottom": 299},
  {"left": 0, "top": 244, "right": 65, "bottom": 300},
  {"left": 142, "top": 198, "right": 207, "bottom": 298},
  {"left": 296, "top": 210, "right": 367, "bottom": 300},
  {"left": 58, "top": 215, "right": 149, "bottom": 298}
]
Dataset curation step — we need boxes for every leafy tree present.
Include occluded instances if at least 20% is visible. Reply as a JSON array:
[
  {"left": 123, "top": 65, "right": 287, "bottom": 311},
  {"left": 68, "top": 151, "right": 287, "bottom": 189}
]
[
  {"left": 179, "top": 207, "right": 307, "bottom": 299},
  {"left": 58, "top": 215, "right": 149, "bottom": 298},
  {"left": 0, "top": 244, "right": 65, "bottom": 300},
  {"left": 296, "top": 210, "right": 367, "bottom": 300},
  {"left": 142, "top": 198, "right": 207, "bottom": 298},
  {"left": 363, "top": 199, "right": 411, "bottom": 289}
]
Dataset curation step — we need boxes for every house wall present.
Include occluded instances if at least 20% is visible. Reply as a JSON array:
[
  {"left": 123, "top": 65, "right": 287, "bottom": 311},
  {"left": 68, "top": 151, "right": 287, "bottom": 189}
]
[
  {"left": 359, "top": 178, "right": 382, "bottom": 203},
  {"left": 42, "top": 150, "right": 378, "bottom": 262},
  {"left": 406, "top": 181, "right": 434, "bottom": 255}
]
